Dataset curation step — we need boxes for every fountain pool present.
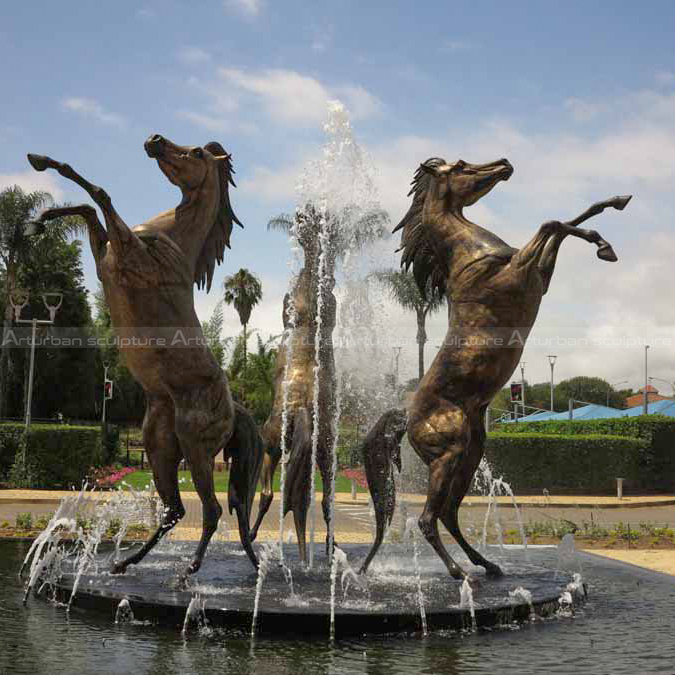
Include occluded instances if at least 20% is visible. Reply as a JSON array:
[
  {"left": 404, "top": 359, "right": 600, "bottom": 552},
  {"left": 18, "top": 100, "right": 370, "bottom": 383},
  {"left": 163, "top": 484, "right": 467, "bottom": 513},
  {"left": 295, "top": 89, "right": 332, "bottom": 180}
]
[{"left": 4, "top": 539, "right": 674, "bottom": 674}]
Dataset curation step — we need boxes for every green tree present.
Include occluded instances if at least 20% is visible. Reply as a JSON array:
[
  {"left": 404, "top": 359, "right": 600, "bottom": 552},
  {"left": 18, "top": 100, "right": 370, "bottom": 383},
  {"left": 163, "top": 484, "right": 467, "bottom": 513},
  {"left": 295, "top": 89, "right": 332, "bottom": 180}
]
[
  {"left": 374, "top": 268, "right": 445, "bottom": 380},
  {"left": 223, "top": 268, "right": 263, "bottom": 399},
  {"left": 555, "top": 376, "right": 626, "bottom": 408},
  {"left": 0, "top": 235, "right": 94, "bottom": 420},
  {"left": 201, "top": 300, "right": 228, "bottom": 368},
  {"left": 91, "top": 285, "right": 145, "bottom": 424},
  {"left": 226, "top": 332, "right": 278, "bottom": 422},
  {"left": 0, "top": 186, "right": 83, "bottom": 415}
]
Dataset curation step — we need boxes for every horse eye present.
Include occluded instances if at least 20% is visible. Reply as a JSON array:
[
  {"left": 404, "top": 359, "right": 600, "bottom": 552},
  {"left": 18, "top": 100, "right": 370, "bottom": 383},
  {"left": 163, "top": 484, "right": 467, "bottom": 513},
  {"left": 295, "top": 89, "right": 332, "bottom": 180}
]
[{"left": 192, "top": 148, "right": 204, "bottom": 158}]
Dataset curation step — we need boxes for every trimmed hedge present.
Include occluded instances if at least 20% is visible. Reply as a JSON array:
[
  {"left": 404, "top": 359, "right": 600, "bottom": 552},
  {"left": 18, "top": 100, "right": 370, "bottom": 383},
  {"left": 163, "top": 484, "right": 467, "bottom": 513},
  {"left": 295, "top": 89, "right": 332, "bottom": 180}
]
[
  {"left": 493, "top": 415, "right": 675, "bottom": 491},
  {"left": 0, "top": 423, "right": 105, "bottom": 489},
  {"left": 484, "top": 432, "right": 648, "bottom": 494}
]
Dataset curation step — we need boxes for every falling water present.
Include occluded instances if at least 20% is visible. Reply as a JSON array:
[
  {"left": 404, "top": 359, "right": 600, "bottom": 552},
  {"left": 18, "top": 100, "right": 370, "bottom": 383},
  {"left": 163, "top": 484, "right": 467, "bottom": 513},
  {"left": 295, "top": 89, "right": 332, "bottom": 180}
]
[
  {"left": 277, "top": 291, "right": 298, "bottom": 563},
  {"left": 289, "top": 100, "right": 390, "bottom": 569},
  {"left": 329, "top": 546, "right": 340, "bottom": 641},
  {"left": 509, "top": 586, "right": 535, "bottom": 621},
  {"left": 476, "top": 458, "right": 528, "bottom": 555},
  {"left": 404, "top": 517, "right": 427, "bottom": 636},
  {"left": 115, "top": 598, "right": 134, "bottom": 624},
  {"left": 326, "top": 386, "right": 342, "bottom": 562},
  {"left": 308, "top": 211, "right": 330, "bottom": 569},
  {"left": 499, "top": 478, "right": 529, "bottom": 560},
  {"left": 555, "top": 533, "right": 583, "bottom": 579},
  {"left": 182, "top": 594, "right": 210, "bottom": 635},
  {"left": 459, "top": 577, "right": 477, "bottom": 632},
  {"left": 251, "top": 543, "right": 275, "bottom": 638},
  {"left": 566, "top": 572, "right": 586, "bottom": 599},
  {"left": 21, "top": 484, "right": 162, "bottom": 606}
]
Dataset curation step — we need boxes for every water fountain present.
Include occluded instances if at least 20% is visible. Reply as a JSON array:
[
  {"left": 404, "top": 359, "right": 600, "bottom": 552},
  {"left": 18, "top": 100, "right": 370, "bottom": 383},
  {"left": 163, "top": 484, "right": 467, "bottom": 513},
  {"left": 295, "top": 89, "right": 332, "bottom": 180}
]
[{"left": 19, "top": 102, "right": 597, "bottom": 639}]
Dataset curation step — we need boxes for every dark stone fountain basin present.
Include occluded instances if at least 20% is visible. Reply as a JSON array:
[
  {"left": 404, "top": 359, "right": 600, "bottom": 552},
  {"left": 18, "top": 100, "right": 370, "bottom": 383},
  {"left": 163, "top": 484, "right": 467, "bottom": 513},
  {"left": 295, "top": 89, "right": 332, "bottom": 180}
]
[{"left": 44, "top": 542, "right": 582, "bottom": 636}]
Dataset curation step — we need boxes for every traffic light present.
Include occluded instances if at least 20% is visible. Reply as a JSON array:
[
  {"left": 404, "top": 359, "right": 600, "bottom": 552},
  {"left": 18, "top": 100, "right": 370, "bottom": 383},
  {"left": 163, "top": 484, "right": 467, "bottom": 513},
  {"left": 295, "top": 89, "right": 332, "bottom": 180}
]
[
  {"left": 104, "top": 379, "right": 113, "bottom": 400},
  {"left": 510, "top": 382, "right": 523, "bottom": 403}
]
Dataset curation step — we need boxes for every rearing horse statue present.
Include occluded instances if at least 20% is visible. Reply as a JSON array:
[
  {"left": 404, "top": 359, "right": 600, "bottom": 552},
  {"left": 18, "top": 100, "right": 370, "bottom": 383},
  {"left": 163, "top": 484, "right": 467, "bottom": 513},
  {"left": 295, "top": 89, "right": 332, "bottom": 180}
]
[
  {"left": 26, "top": 135, "right": 262, "bottom": 580},
  {"left": 384, "top": 156, "right": 630, "bottom": 579}
]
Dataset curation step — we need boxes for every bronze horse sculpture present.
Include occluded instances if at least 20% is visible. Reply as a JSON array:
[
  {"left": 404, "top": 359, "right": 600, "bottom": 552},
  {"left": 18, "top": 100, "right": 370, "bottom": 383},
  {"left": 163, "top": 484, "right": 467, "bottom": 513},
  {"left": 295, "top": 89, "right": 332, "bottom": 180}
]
[
  {"left": 365, "top": 156, "right": 630, "bottom": 578},
  {"left": 358, "top": 408, "right": 407, "bottom": 574},
  {"left": 250, "top": 207, "right": 338, "bottom": 563},
  {"left": 26, "top": 135, "right": 263, "bottom": 579}
]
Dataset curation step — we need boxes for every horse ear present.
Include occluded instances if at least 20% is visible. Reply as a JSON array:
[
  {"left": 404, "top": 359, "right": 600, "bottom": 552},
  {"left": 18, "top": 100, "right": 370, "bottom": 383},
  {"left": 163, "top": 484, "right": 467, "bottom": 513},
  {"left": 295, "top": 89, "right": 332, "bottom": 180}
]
[{"left": 203, "top": 141, "right": 230, "bottom": 161}]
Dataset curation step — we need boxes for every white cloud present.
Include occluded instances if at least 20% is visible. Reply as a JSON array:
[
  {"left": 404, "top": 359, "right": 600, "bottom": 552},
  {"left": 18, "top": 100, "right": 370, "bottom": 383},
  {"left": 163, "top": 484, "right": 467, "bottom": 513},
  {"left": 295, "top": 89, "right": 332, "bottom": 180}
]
[
  {"left": 217, "top": 67, "right": 381, "bottom": 125},
  {"left": 179, "top": 46, "right": 211, "bottom": 65},
  {"left": 61, "top": 97, "right": 125, "bottom": 127},
  {"left": 224, "top": 0, "right": 263, "bottom": 18},
  {"left": 181, "top": 67, "right": 381, "bottom": 134},
  {"left": 238, "top": 164, "right": 302, "bottom": 203},
  {"left": 565, "top": 97, "right": 605, "bottom": 122},
  {"left": 0, "top": 171, "right": 64, "bottom": 201}
]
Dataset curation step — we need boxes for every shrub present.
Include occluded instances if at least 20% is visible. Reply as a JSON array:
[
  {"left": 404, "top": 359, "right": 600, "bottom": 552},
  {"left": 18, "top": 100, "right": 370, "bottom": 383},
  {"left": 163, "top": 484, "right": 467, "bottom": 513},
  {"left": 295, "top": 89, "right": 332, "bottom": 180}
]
[
  {"left": 484, "top": 432, "right": 647, "bottom": 494},
  {"left": 0, "top": 426, "right": 23, "bottom": 478},
  {"left": 101, "top": 424, "right": 121, "bottom": 464},
  {"left": 493, "top": 415, "right": 675, "bottom": 491},
  {"left": 15, "top": 512, "right": 33, "bottom": 530},
  {"left": 1, "top": 423, "right": 104, "bottom": 489}
]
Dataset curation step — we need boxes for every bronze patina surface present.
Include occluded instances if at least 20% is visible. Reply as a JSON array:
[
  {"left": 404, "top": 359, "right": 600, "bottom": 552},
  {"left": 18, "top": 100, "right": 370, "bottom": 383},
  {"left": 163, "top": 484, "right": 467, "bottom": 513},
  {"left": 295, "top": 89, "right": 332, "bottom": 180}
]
[
  {"left": 250, "top": 208, "right": 338, "bottom": 562},
  {"left": 388, "top": 156, "right": 630, "bottom": 579},
  {"left": 359, "top": 408, "right": 407, "bottom": 574},
  {"left": 27, "top": 136, "right": 262, "bottom": 578}
]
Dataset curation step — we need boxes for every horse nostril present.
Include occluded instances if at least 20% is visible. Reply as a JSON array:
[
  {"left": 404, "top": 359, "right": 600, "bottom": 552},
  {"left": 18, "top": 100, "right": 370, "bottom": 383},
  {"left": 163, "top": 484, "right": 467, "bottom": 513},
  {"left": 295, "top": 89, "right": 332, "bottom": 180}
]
[{"left": 145, "top": 134, "right": 165, "bottom": 158}]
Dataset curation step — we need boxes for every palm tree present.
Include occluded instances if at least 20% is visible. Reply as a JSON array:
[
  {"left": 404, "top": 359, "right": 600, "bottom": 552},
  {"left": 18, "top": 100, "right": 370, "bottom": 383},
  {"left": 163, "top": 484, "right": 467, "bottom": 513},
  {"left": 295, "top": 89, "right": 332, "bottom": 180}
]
[
  {"left": 375, "top": 268, "right": 445, "bottom": 381},
  {"left": 268, "top": 203, "right": 389, "bottom": 265},
  {"left": 223, "top": 268, "right": 263, "bottom": 399},
  {"left": 0, "top": 186, "right": 84, "bottom": 415}
]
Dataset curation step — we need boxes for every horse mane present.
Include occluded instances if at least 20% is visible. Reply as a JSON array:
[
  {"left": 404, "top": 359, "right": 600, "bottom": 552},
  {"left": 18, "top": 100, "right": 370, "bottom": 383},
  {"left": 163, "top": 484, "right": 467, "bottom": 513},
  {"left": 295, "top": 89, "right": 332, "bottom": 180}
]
[
  {"left": 393, "top": 157, "right": 448, "bottom": 297},
  {"left": 194, "top": 141, "right": 243, "bottom": 292}
]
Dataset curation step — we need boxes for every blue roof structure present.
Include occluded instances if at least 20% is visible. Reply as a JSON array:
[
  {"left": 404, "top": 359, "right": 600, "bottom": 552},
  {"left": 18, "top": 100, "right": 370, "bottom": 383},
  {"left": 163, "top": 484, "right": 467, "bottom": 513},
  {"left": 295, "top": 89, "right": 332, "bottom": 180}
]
[
  {"left": 505, "top": 398, "right": 675, "bottom": 423},
  {"left": 621, "top": 399, "right": 675, "bottom": 417}
]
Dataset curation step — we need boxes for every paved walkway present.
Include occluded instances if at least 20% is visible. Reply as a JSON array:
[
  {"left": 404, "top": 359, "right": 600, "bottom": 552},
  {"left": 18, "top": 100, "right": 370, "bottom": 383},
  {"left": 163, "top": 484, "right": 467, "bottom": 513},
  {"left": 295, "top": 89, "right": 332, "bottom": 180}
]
[
  {"left": 584, "top": 549, "right": 675, "bottom": 576},
  {"left": 3, "top": 488, "right": 675, "bottom": 576}
]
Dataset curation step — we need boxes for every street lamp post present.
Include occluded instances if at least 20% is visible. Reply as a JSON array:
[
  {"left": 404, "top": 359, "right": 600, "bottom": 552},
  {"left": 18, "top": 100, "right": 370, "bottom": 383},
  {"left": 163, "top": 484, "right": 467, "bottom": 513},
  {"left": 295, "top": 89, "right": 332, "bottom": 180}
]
[
  {"left": 644, "top": 345, "right": 650, "bottom": 415},
  {"left": 548, "top": 355, "right": 557, "bottom": 411},
  {"left": 519, "top": 361, "right": 526, "bottom": 418},
  {"left": 607, "top": 380, "right": 628, "bottom": 407},
  {"left": 9, "top": 290, "right": 63, "bottom": 432}
]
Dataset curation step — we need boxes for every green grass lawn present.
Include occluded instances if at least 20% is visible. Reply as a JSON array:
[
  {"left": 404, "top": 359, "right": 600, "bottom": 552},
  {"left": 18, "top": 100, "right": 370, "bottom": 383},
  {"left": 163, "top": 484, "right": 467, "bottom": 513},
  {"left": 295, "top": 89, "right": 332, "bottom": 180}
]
[{"left": 121, "top": 468, "right": 365, "bottom": 493}]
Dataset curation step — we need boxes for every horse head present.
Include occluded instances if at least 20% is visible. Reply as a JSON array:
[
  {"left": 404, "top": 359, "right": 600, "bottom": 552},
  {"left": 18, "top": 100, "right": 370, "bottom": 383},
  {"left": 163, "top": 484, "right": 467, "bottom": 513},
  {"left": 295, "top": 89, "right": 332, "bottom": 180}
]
[
  {"left": 144, "top": 134, "right": 241, "bottom": 291},
  {"left": 420, "top": 157, "right": 513, "bottom": 210}
]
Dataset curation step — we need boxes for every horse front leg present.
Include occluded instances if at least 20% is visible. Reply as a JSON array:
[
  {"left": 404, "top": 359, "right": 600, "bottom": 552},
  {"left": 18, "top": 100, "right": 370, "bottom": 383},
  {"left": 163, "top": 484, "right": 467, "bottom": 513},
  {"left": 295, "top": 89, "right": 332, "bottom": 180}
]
[
  {"left": 111, "top": 396, "right": 185, "bottom": 574},
  {"left": 26, "top": 153, "right": 139, "bottom": 256}
]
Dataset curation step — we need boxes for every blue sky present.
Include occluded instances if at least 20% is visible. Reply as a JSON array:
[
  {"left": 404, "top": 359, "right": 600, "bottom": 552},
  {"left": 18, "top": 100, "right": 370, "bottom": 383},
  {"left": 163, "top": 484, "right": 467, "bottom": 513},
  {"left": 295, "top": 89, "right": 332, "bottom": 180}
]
[{"left": 2, "top": 1, "right": 675, "bottom": 391}]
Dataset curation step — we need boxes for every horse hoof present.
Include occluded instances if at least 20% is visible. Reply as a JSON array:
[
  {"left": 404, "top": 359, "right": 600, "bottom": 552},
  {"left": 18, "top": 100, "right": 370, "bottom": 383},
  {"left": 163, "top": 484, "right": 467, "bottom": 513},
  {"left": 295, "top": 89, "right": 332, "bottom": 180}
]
[
  {"left": 484, "top": 562, "right": 504, "bottom": 578},
  {"left": 597, "top": 244, "right": 618, "bottom": 262},
  {"left": 110, "top": 561, "right": 127, "bottom": 575},
  {"left": 27, "top": 154, "right": 50, "bottom": 172}
]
